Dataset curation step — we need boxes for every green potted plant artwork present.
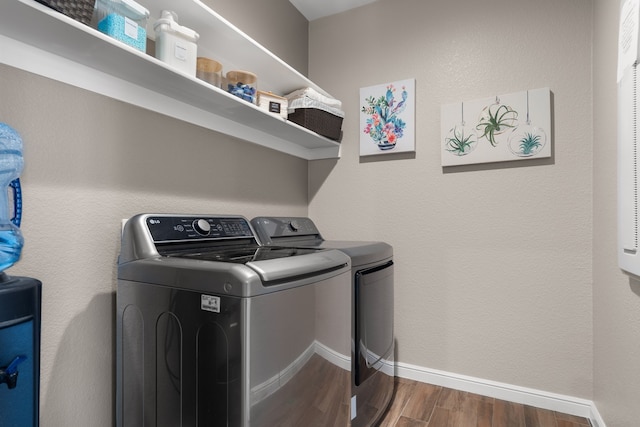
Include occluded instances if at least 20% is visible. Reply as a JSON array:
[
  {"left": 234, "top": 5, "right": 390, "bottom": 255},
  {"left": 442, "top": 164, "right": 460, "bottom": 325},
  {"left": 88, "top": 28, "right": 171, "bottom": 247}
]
[
  {"left": 440, "top": 88, "right": 551, "bottom": 166},
  {"left": 360, "top": 79, "right": 415, "bottom": 156}
]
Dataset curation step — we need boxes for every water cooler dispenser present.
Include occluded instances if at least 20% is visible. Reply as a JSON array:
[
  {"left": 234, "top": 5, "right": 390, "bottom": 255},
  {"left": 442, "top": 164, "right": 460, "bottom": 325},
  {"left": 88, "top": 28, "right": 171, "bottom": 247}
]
[{"left": 0, "top": 122, "right": 41, "bottom": 426}]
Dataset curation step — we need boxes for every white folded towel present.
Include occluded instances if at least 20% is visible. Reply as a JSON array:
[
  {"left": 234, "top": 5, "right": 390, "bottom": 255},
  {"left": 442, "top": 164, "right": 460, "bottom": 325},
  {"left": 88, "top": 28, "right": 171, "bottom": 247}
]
[
  {"left": 284, "top": 87, "right": 342, "bottom": 109},
  {"left": 288, "top": 97, "right": 345, "bottom": 118}
]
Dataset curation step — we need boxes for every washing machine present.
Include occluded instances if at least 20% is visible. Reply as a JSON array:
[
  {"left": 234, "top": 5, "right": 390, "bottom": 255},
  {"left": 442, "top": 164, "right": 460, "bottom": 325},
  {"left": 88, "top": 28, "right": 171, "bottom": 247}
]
[
  {"left": 116, "top": 213, "right": 353, "bottom": 427},
  {"left": 251, "top": 216, "right": 394, "bottom": 427}
]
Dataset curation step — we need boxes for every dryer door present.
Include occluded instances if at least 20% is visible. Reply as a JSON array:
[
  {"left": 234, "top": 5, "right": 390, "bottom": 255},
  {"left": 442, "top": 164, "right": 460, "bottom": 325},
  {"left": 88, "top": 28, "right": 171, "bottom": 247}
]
[{"left": 354, "top": 261, "right": 394, "bottom": 386}]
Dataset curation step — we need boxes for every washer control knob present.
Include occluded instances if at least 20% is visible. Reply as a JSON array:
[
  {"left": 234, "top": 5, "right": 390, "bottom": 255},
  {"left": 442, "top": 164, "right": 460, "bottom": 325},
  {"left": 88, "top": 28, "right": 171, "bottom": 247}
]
[
  {"left": 193, "top": 219, "right": 211, "bottom": 236},
  {"left": 289, "top": 220, "right": 299, "bottom": 232}
]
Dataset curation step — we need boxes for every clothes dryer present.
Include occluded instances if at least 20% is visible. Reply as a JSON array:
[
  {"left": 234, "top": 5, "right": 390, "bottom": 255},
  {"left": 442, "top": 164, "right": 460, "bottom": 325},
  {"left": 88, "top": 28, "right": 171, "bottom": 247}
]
[
  {"left": 251, "top": 216, "right": 394, "bottom": 427},
  {"left": 117, "top": 214, "right": 352, "bottom": 427}
]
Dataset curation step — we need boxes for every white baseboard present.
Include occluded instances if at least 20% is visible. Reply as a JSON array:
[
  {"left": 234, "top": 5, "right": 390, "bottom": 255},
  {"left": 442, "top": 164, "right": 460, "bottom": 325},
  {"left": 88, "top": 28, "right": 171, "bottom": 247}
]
[
  {"left": 396, "top": 361, "right": 605, "bottom": 426},
  {"left": 250, "top": 350, "right": 606, "bottom": 425},
  {"left": 589, "top": 405, "right": 606, "bottom": 427}
]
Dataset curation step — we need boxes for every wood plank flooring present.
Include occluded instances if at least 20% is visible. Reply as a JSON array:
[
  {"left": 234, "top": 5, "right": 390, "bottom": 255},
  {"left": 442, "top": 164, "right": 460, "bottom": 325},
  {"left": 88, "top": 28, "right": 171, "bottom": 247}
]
[{"left": 377, "top": 378, "right": 591, "bottom": 427}]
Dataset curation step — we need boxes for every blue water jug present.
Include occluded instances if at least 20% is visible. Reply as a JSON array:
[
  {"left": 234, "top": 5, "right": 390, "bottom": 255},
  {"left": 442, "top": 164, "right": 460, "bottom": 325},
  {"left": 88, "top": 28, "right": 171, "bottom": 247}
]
[{"left": 0, "top": 123, "right": 24, "bottom": 272}]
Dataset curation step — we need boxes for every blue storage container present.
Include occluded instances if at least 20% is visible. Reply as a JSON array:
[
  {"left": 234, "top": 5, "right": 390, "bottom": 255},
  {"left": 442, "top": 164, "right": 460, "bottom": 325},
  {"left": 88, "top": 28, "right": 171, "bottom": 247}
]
[{"left": 94, "top": 0, "right": 149, "bottom": 52}]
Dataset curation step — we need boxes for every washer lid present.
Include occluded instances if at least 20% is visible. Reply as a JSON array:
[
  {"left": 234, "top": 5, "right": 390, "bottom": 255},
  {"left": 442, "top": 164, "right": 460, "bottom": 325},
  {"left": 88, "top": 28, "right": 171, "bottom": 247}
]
[
  {"left": 167, "top": 245, "right": 323, "bottom": 263},
  {"left": 161, "top": 246, "right": 349, "bottom": 286},
  {"left": 246, "top": 249, "right": 349, "bottom": 284}
]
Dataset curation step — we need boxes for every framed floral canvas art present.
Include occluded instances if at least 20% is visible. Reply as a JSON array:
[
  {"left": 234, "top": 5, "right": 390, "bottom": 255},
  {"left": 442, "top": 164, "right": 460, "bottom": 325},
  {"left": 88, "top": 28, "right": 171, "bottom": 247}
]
[{"left": 360, "top": 79, "right": 415, "bottom": 156}]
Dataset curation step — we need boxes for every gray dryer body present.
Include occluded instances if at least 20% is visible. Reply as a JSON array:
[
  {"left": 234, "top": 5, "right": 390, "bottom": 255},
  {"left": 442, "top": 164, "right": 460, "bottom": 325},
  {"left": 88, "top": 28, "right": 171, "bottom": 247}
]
[{"left": 251, "top": 216, "right": 394, "bottom": 427}]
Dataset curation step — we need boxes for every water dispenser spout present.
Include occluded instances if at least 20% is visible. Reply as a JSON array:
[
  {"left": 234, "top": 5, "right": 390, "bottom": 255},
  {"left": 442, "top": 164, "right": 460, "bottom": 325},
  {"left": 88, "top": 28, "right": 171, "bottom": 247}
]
[{"left": 0, "top": 355, "right": 26, "bottom": 389}]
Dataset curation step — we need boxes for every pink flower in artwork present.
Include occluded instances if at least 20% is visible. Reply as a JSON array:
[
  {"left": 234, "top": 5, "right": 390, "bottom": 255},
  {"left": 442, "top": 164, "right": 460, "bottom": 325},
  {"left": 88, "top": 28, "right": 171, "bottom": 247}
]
[{"left": 387, "top": 133, "right": 397, "bottom": 143}]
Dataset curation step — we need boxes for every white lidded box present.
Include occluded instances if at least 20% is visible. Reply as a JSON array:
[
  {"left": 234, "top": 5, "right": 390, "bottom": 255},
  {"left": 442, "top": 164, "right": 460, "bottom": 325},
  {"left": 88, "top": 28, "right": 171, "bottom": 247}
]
[
  {"left": 257, "top": 91, "right": 288, "bottom": 119},
  {"left": 153, "top": 11, "right": 199, "bottom": 76},
  {"left": 93, "top": 0, "right": 150, "bottom": 52}
]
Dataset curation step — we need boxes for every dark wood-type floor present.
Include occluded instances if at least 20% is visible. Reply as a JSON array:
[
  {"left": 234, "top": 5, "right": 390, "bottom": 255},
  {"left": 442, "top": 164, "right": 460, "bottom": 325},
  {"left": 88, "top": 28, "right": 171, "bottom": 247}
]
[{"left": 377, "top": 378, "right": 592, "bottom": 427}]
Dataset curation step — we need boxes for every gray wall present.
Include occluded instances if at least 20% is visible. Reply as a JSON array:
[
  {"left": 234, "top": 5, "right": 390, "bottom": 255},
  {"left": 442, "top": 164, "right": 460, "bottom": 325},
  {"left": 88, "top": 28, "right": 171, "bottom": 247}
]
[
  {"left": 0, "top": 1, "right": 308, "bottom": 425},
  {"left": 308, "top": 0, "right": 594, "bottom": 398},
  {"left": 593, "top": 0, "right": 640, "bottom": 425}
]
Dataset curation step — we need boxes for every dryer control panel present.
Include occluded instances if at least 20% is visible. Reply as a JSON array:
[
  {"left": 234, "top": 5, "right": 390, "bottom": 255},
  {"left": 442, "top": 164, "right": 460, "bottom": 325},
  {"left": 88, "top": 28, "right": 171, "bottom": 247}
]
[{"left": 251, "top": 216, "right": 321, "bottom": 245}]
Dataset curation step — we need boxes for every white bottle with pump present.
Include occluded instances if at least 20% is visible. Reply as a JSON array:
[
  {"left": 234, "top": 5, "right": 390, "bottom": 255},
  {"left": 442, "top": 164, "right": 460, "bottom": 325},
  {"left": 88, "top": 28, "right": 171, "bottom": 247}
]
[{"left": 154, "top": 11, "right": 200, "bottom": 77}]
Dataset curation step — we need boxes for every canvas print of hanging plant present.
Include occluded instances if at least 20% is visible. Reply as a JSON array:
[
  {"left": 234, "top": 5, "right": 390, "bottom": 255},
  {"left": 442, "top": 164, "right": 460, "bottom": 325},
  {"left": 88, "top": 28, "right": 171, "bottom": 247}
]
[
  {"left": 440, "top": 87, "right": 551, "bottom": 166},
  {"left": 360, "top": 78, "right": 415, "bottom": 156}
]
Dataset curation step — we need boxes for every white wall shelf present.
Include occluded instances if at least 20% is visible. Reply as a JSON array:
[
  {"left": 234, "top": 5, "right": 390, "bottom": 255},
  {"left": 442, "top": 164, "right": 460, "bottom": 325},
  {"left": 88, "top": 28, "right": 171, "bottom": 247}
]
[{"left": 0, "top": 0, "right": 341, "bottom": 160}]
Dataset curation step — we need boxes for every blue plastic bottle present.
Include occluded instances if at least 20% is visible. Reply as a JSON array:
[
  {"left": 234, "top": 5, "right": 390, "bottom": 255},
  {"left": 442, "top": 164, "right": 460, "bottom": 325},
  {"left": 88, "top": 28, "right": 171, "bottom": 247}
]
[{"left": 0, "top": 123, "right": 24, "bottom": 272}]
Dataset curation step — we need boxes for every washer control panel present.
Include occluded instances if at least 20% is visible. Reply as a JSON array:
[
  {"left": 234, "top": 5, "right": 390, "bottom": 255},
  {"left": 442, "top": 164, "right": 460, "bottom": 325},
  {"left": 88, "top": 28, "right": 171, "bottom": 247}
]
[{"left": 145, "top": 215, "right": 254, "bottom": 242}]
